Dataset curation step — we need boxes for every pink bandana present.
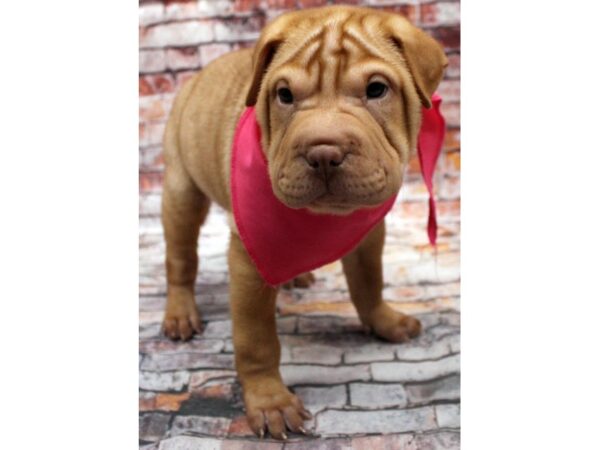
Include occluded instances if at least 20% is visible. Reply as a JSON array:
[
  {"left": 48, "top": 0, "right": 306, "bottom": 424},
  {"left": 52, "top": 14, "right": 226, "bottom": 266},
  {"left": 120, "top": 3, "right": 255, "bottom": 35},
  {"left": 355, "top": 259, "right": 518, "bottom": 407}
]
[{"left": 231, "top": 95, "right": 445, "bottom": 285}]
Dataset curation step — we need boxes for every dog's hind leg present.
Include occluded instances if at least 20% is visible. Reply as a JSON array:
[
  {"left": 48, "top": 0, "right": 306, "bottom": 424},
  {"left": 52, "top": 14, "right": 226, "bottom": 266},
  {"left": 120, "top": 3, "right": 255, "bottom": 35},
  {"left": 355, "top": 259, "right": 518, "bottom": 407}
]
[{"left": 342, "top": 221, "right": 422, "bottom": 343}]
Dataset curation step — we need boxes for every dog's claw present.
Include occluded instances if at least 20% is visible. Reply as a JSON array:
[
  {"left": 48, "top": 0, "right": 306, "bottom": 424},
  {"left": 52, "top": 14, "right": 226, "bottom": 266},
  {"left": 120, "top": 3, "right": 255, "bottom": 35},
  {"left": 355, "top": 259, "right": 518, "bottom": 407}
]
[
  {"left": 258, "top": 428, "right": 264, "bottom": 439},
  {"left": 298, "top": 426, "right": 308, "bottom": 435},
  {"left": 282, "top": 432, "right": 288, "bottom": 440}
]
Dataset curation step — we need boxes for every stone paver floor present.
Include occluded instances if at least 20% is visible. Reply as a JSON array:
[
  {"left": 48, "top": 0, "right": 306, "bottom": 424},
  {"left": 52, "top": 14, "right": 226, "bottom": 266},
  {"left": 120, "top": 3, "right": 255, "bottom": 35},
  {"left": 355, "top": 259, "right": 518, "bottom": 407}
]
[{"left": 139, "top": 200, "right": 460, "bottom": 449}]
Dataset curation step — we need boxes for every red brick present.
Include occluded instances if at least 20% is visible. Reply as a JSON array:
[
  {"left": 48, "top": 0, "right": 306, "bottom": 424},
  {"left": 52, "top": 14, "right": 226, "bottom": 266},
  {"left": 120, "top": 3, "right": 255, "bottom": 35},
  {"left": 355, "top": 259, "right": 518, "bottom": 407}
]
[
  {"left": 157, "top": 75, "right": 176, "bottom": 93},
  {"left": 199, "top": 43, "right": 231, "bottom": 67},
  {"left": 437, "top": 79, "right": 460, "bottom": 103},
  {"left": 407, "top": 154, "right": 421, "bottom": 175},
  {"left": 420, "top": 2, "right": 460, "bottom": 27},
  {"left": 439, "top": 174, "right": 460, "bottom": 200},
  {"left": 139, "top": 76, "right": 154, "bottom": 96},
  {"left": 139, "top": 49, "right": 166, "bottom": 73},
  {"left": 231, "top": 41, "right": 255, "bottom": 51},
  {"left": 146, "top": 122, "right": 167, "bottom": 147},
  {"left": 377, "top": 5, "right": 418, "bottom": 24},
  {"left": 164, "top": 0, "right": 196, "bottom": 5},
  {"left": 175, "top": 70, "right": 197, "bottom": 89},
  {"left": 445, "top": 52, "right": 460, "bottom": 79},
  {"left": 140, "top": 146, "right": 165, "bottom": 171},
  {"left": 444, "top": 129, "right": 460, "bottom": 152},
  {"left": 140, "top": 20, "right": 214, "bottom": 48},
  {"left": 140, "top": 171, "right": 164, "bottom": 193},
  {"left": 140, "top": 96, "right": 167, "bottom": 123},
  {"left": 140, "top": 74, "right": 176, "bottom": 96},
  {"left": 165, "top": 1, "right": 201, "bottom": 20},
  {"left": 197, "top": 0, "right": 236, "bottom": 18},
  {"left": 139, "top": 123, "right": 149, "bottom": 147},
  {"left": 437, "top": 199, "right": 460, "bottom": 218},
  {"left": 233, "top": 0, "right": 262, "bottom": 12},
  {"left": 398, "top": 201, "right": 428, "bottom": 218},
  {"left": 298, "top": 0, "right": 328, "bottom": 7},
  {"left": 166, "top": 46, "right": 201, "bottom": 70},
  {"left": 430, "top": 25, "right": 461, "bottom": 50},
  {"left": 214, "top": 15, "right": 266, "bottom": 42},
  {"left": 267, "top": 0, "right": 296, "bottom": 9},
  {"left": 441, "top": 101, "right": 460, "bottom": 128},
  {"left": 139, "top": 3, "right": 165, "bottom": 26}
]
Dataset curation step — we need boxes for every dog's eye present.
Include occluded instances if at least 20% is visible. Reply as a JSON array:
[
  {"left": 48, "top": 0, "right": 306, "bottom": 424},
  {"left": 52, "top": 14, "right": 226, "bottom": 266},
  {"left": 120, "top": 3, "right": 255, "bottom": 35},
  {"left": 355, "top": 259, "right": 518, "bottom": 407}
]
[
  {"left": 277, "top": 87, "right": 294, "bottom": 104},
  {"left": 366, "top": 82, "right": 388, "bottom": 99}
]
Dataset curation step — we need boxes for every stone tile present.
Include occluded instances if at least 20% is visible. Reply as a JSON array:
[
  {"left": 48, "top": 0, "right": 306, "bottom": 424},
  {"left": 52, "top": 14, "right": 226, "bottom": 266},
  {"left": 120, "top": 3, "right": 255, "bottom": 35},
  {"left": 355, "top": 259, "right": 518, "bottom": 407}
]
[
  {"left": 382, "top": 284, "right": 426, "bottom": 302},
  {"left": 297, "top": 316, "right": 362, "bottom": 334},
  {"left": 281, "top": 364, "right": 370, "bottom": 386},
  {"left": 350, "top": 434, "right": 418, "bottom": 450},
  {"left": 423, "top": 282, "right": 461, "bottom": 300},
  {"left": 285, "top": 438, "right": 352, "bottom": 449},
  {"left": 158, "top": 435, "right": 221, "bottom": 450},
  {"left": 140, "top": 323, "right": 163, "bottom": 339},
  {"left": 406, "top": 374, "right": 460, "bottom": 405},
  {"left": 189, "top": 370, "right": 236, "bottom": 390},
  {"left": 412, "top": 431, "right": 461, "bottom": 449},
  {"left": 276, "top": 316, "right": 297, "bottom": 333},
  {"left": 427, "top": 326, "right": 460, "bottom": 341},
  {"left": 203, "top": 320, "right": 232, "bottom": 338},
  {"left": 140, "top": 443, "right": 160, "bottom": 450},
  {"left": 371, "top": 354, "right": 460, "bottom": 382},
  {"left": 226, "top": 415, "right": 255, "bottom": 438},
  {"left": 294, "top": 385, "right": 347, "bottom": 413},
  {"left": 349, "top": 383, "right": 407, "bottom": 409},
  {"left": 140, "top": 391, "right": 157, "bottom": 412},
  {"left": 396, "top": 333, "right": 459, "bottom": 361},
  {"left": 436, "top": 404, "right": 460, "bottom": 428},
  {"left": 283, "top": 301, "right": 358, "bottom": 317},
  {"left": 141, "top": 353, "right": 235, "bottom": 372},
  {"left": 155, "top": 392, "right": 192, "bottom": 412},
  {"left": 343, "top": 343, "right": 396, "bottom": 364},
  {"left": 170, "top": 415, "right": 231, "bottom": 438},
  {"left": 315, "top": 406, "right": 437, "bottom": 436},
  {"left": 192, "top": 380, "right": 235, "bottom": 401},
  {"left": 140, "top": 371, "right": 191, "bottom": 391},
  {"left": 139, "top": 339, "right": 225, "bottom": 355},
  {"left": 290, "top": 344, "right": 344, "bottom": 365},
  {"left": 140, "top": 412, "right": 171, "bottom": 442},
  {"left": 222, "top": 440, "right": 283, "bottom": 450}
]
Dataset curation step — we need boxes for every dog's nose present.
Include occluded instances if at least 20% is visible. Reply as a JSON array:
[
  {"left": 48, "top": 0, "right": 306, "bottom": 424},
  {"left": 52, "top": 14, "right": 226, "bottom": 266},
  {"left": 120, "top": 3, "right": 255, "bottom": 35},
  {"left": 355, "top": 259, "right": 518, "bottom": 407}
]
[{"left": 305, "top": 145, "right": 345, "bottom": 177}]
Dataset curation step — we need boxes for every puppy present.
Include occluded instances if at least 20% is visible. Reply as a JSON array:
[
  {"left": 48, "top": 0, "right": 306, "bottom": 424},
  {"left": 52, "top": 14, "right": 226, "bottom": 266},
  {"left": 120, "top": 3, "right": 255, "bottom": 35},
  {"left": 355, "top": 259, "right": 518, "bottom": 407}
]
[{"left": 160, "top": 6, "right": 447, "bottom": 439}]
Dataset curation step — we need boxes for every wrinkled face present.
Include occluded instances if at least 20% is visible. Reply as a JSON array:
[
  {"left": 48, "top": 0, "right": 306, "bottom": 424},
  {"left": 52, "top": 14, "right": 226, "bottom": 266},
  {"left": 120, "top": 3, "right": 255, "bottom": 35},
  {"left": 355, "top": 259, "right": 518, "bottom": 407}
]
[{"left": 253, "top": 10, "right": 427, "bottom": 215}]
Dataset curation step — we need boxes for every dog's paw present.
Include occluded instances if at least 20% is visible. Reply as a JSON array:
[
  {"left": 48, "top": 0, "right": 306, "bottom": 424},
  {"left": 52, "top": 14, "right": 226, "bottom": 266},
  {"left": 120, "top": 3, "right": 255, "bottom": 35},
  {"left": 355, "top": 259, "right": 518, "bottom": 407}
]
[
  {"left": 243, "top": 378, "right": 312, "bottom": 440},
  {"left": 282, "top": 272, "right": 316, "bottom": 289},
  {"left": 162, "top": 290, "right": 203, "bottom": 341},
  {"left": 368, "top": 303, "right": 422, "bottom": 343}
]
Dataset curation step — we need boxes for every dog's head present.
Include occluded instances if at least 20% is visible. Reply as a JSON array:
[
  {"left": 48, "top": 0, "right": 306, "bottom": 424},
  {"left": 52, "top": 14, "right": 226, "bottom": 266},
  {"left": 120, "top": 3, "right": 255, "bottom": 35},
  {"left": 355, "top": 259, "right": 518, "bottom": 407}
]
[{"left": 246, "top": 6, "right": 447, "bottom": 215}]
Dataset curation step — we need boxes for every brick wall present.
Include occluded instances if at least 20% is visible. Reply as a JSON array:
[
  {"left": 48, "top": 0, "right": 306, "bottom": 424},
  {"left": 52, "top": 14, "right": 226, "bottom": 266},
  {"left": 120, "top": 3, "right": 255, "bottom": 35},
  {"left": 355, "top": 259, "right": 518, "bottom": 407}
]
[{"left": 139, "top": 0, "right": 460, "bottom": 227}]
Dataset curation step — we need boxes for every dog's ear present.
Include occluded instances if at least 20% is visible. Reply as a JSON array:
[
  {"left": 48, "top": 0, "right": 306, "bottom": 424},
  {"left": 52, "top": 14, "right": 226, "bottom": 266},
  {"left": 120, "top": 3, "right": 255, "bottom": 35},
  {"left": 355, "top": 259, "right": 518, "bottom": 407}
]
[
  {"left": 245, "top": 15, "right": 293, "bottom": 107},
  {"left": 384, "top": 16, "right": 448, "bottom": 108}
]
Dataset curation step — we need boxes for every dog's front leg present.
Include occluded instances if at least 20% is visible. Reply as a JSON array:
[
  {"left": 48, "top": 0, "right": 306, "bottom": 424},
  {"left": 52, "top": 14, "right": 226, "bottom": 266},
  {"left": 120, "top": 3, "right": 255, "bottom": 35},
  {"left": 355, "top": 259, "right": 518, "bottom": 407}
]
[
  {"left": 228, "top": 233, "right": 311, "bottom": 439},
  {"left": 342, "top": 221, "right": 422, "bottom": 343}
]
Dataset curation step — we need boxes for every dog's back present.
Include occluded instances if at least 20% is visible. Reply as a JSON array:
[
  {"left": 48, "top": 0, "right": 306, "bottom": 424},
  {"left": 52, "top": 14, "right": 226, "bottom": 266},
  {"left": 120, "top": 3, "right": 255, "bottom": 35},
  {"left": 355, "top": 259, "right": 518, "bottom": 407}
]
[{"left": 163, "top": 48, "right": 254, "bottom": 211}]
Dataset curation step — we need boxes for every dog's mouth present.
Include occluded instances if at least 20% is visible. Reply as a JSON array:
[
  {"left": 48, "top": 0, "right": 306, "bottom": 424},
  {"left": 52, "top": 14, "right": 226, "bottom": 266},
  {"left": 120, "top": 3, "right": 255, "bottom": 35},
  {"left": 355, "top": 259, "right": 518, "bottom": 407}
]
[{"left": 274, "top": 164, "right": 395, "bottom": 214}]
